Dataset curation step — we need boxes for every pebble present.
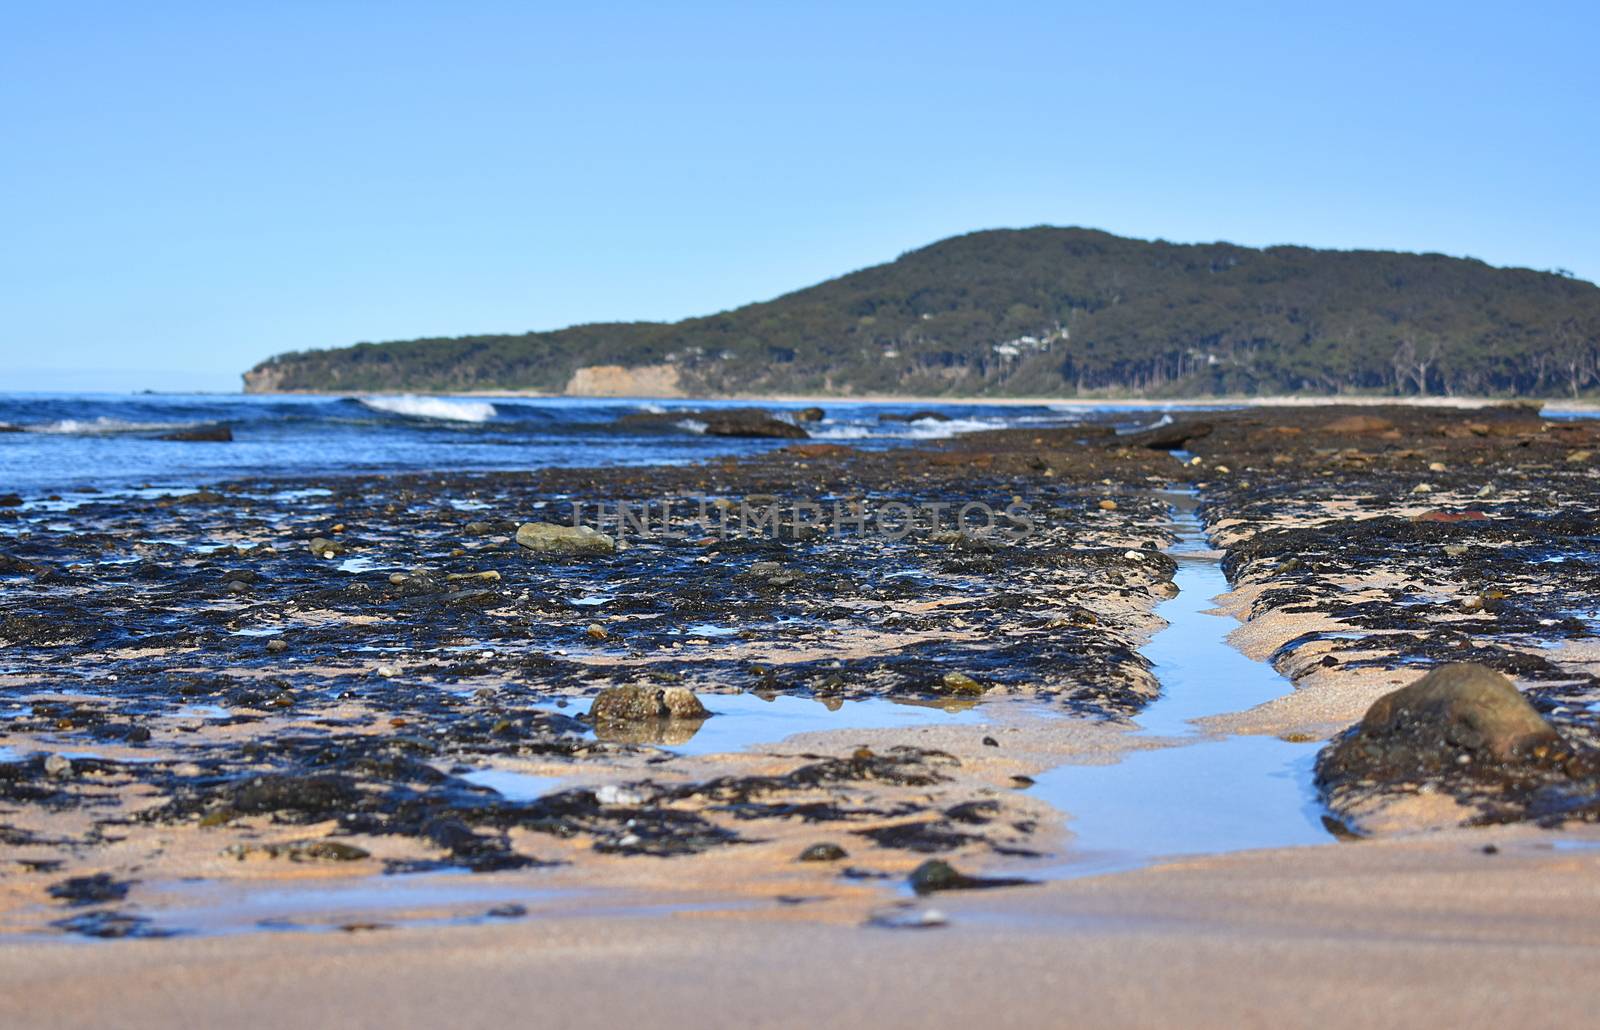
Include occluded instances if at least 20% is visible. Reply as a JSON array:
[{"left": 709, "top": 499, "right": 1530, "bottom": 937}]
[
  {"left": 44, "top": 754, "right": 72, "bottom": 777},
  {"left": 308, "top": 536, "right": 345, "bottom": 558},
  {"left": 1097, "top": 499, "right": 1118, "bottom": 511},
  {"left": 585, "top": 623, "right": 608, "bottom": 641},
  {"left": 866, "top": 906, "right": 948, "bottom": 930},
  {"left": 265, "top": 638, "right": 288, "bottom": 654},
  {"left": 937, "top": 671, "right": 985, "bottom": 696},
  {"left": 797, "top": 843, "right": 848, "bottom": 862}
]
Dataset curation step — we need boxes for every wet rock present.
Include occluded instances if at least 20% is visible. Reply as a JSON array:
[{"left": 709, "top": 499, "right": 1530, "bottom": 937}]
[
  {"left": 0, "top": 493, "right": 22, "bottom": 507},
  {"left": 793, "top": 407, "right": 826, "bottom": 423},
  {"left": 590, "top": 684, "right": 709, "bottom": 724},
  {"left": 224, "top": 840, "right": 370, "bottom": 862},
  {"left": 936, "top": 672, "right": 986, "bottom": 696},
  {"left": 585, "top": 622, "right": 608, "bottom": 641},
  {"left": 52, "top": 910, "right": 171, "bottom": 939},
  {"left": 308, "top": 536, "right": 346, "bottom": 558},
  {"left": 159, "top": 424, "right": 233, "bottom": 442},
  {"left": 1124, "top": 419, "right": 1213, "bottom": 450},
  {"left": 797, "top": 842, "right": 848, "bottom": 862},
  {"left": 265, "top": 638, "right": 288, "bottom": 654},
  {"left": 515, "top": 522, "right": 616, "bottom": 556},
  {"left": 43, "top": 755, "right": 72, "bottom": 778},
  {"left": 701, "top": 410, "right": 809, "bottom": 439},
  {"left": 880, "top": 410, "right": 952, "bottom": 423},
  {"left": 48, "top": 873, "right": 131, "bottom": 906},
  {"left": 907, "top": 859, "right": 1033, "bottom": 894}
]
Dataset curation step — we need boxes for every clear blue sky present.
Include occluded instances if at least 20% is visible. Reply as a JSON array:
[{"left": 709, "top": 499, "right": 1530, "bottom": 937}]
[{"left": 4, "top": 1, "right": 1596, "bottom": 391}]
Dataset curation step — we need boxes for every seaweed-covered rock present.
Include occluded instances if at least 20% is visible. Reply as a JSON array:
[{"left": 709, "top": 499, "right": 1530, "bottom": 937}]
[
  {"left": 590, "top": 685, "right": 708, "bottom": 724},
  {"left": 515, "top": 522, "right": 616, "bottom": 555},
  {"left": 1321, "top": 663, "right": 1559, "bottom": 779}
]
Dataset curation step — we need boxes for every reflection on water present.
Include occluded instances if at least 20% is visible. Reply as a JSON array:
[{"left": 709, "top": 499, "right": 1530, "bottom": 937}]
[
  {"left": 636, "top": 692, "right": 986, "bottom": 757},
  {"left": 1029, "top": 491, "right": 1331, "bottom": 875}
]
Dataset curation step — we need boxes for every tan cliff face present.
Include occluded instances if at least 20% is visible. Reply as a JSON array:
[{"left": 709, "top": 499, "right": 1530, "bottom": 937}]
[
  {"left": 563, "top": 363, "right": 684, "bottom": 397},
  {"left": 241, "top": 364, "right": 288, "bottom": 394}
]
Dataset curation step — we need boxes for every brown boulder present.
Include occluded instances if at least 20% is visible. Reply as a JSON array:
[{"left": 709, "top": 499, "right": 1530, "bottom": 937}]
[
  {"left": 1323, "top": 663, "right": 1559, "bottom": 777},
  {"left": 590, "top": 685, "right": 709, "bottom": 725}
]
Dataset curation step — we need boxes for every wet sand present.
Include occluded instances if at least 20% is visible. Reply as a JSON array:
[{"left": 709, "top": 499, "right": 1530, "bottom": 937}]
[{"left": 6, "top": 826, "right": 1600, "bottom": 1028}]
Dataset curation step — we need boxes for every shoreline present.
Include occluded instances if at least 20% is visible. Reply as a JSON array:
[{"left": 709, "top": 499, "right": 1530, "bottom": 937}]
[
  {"left": 6, "top": 402, "right": 1600, "bottom": 1024},
  {"left": 229, "top": 387, "right": 1600, "bottom": 411}
]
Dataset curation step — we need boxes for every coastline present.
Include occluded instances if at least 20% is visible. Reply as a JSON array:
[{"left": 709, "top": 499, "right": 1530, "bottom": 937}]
[
  {"left": 6, "top": 401, "right": 1600, "bottom": 1024},
  {"left": 234, "top": 386, "right": 1600, "bottom": 412}
]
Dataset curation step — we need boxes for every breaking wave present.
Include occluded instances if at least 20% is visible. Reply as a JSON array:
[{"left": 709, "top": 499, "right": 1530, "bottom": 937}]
[
  {"left": 27, "top": 417, "right": 196, "bottom": 435},
  {"left": 358, "top": 396, "right": 498, "bottom": 423}
]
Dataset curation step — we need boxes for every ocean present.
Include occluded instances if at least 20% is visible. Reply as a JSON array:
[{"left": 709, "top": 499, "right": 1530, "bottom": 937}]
[{"left": 0, "top": 392, "right": 1180, "bottom": 495}]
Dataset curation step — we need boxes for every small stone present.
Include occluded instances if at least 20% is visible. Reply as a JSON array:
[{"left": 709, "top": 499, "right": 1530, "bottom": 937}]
[
  {"left": 308, "top": 537, "right": 345, "bottom": 558},
  {"left": 1566, "top": 450, "right": 1592, "bottom": 463},
  {"left": 798, "top": 843, "right": 848, "bottom": 862},
  {"left": 44, "top": 754, "right": 72, "bottom": 777},
  {"left": 936, "top": 671, "right": 985, "bottom": 696},
  {"left": 1097, "top": 499, "right": 1118, "bottom": 511},
  {"left": 982, "top": 736, "right": 1000, "bottom": 747},
  {"left": 866, "top": 906, "right": 948, "bottom": 929},
  {"left": 265, "top": 638, "right": 288, "bottom": 654},
  {"left": 1428, "top": 461, "right": 1448, "bottom": 472},
  {"left": 908, "top": 859, "right": 1032, "bottom": 894},
  {"left": 585, "top": 623, "right": 608, "bottom": 641}
]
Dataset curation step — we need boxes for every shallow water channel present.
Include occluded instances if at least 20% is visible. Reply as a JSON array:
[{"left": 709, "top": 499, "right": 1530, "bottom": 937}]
[{"left": 1027, "top": 490, "right": 1332, "bottom": 876}]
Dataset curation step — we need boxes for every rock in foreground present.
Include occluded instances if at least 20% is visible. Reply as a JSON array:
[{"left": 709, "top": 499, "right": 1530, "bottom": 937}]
[{"left": 1321, "top": 663, "right": 1559, "bottom": 776}]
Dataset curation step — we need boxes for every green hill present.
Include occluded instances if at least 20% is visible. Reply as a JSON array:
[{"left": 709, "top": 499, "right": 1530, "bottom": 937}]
[{"left": 243, "top": 227, "right": 1600, "bottom": 398}]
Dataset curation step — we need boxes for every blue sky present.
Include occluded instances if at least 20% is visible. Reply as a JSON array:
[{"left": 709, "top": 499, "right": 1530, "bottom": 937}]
[{"left": 3, "top": 1, "right": 1596, "bottom": 391}]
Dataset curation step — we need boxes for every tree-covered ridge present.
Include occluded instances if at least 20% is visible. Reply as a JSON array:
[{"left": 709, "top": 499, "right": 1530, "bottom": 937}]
[{"left": 243, "top": 227, "right": 1600, "bottom": 398}]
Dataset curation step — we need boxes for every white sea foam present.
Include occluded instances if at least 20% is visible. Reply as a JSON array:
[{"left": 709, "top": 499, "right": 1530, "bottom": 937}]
[
  {"left": 809, "top": 417, "right": 1005, "bottom": 441},
  {"left": 674, "top": 418, "right": 709, "bottom": 434},
  {"left": 359, "top": 395, "right": 497, "bottom": 423},
  {"left": 27, "top": 417, "right": 194, "bottom": 435}
]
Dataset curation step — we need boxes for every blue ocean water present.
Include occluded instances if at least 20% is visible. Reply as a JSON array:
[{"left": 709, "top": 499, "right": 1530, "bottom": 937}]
[{"left": 0, "top": 393, "right": 1167, "bottom": 495}]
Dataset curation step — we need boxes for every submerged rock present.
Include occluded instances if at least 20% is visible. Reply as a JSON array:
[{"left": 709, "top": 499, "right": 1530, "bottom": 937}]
[
  {"left": 159, "top": 424, "right": 233, "bottom": 442},
  {"left": 701, "top": 410, "right": 809, "bottom": 439},
  {"left": 880, "top": 410, "right": 952, "bottom": 423},
  {"left": 590, "top": 684, "right": 709, "bottom": 725},
  {"left": 515, "top": 522, "right": 616, "bottom": 555}
]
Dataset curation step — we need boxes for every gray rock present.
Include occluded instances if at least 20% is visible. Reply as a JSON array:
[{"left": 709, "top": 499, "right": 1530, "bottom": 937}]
[{"left": 515, "top": 522, "right": 616, "bottom": 556}]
